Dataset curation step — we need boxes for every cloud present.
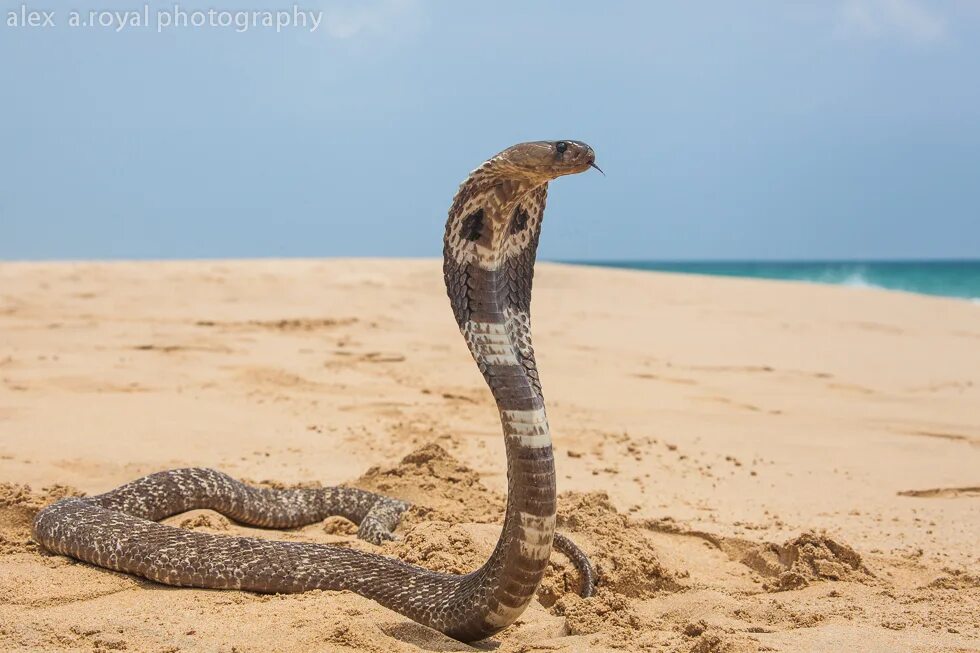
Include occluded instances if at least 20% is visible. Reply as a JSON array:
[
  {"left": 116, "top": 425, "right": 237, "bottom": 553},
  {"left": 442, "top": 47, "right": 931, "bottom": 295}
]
[
  {"left": 835, "top": 0, "right": 947, "bottom": 44},
  {"left": 317, "top": 0, "right": 421, "bottom": 40}
]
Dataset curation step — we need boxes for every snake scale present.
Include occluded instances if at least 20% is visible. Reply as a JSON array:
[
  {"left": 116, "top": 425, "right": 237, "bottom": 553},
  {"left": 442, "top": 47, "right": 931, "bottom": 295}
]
[{"left": 33, "top": 140, "right": 601, "bottom": 642}]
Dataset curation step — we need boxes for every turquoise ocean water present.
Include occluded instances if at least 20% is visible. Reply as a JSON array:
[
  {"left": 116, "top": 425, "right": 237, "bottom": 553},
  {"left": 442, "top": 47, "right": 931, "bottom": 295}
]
[{"left": 570, "top": 261, "right": 980, "bottom": 302}]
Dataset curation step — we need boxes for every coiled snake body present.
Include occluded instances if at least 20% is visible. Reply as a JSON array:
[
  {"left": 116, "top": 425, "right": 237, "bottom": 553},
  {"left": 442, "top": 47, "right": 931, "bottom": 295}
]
[{"left": 33, "top": 141, "right": 599, "bottom": 642}]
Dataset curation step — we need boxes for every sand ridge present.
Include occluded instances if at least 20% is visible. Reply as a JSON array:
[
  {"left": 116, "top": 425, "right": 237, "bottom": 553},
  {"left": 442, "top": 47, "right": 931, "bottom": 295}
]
[{"left": 0, "top": 259, "right": 978, "bottom": 651}]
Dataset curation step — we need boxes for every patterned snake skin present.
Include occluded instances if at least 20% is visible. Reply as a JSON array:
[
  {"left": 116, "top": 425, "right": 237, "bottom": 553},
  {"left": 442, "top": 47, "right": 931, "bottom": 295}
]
[{"left": 33, "top": 141, "right": 600, "bottom": 642}]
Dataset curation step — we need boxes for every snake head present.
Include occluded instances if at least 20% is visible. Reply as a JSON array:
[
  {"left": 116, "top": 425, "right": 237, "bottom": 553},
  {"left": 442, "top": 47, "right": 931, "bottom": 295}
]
[{"left": 490, "top": 140, "right": 599, "bottom": 182}]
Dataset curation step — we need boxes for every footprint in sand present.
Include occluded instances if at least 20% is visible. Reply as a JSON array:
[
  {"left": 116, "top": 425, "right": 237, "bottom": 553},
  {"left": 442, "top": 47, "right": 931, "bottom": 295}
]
[
  {"left": 695, "top": 395, "right": 765, "bottom": 413},
  {"left": 900, "top": 429, "right": 980, "bottom": 447},
  {"left": 329, "top": 351, "right": 406, "bottom": 364},
  {"left": 827, "top": 382, "right": 875, "bottom": 395},
  {"left": 195, "top": 317, "right": 358, "bottom": 332},
  {"left": 632, "top": 372, "right": 698, "bottom": 385},
  {"left": 898, "top": 486, "right": 980, "bottom": 499},
  {"left": 237, "top": 367, "right": 322, "bottom": 390},
  {"left": 132, "top": 343, "right": 232, "bottom": 354}
]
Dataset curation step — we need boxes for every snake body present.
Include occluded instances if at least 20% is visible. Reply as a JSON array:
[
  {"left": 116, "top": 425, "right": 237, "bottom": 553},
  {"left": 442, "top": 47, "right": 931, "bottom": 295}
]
[{"left": 33, "top": 140, "right": 598, "bottom": 642}]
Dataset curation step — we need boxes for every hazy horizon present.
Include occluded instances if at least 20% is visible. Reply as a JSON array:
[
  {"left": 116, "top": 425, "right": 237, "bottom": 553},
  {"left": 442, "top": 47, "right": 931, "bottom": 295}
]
[{"left": 2, "top": 255, "right": 977, "bottom": 263}]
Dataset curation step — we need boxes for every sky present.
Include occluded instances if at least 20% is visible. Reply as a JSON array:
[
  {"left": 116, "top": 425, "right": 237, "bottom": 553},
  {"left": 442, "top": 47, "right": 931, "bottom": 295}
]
[{"left": 1, "top": 0, "right": 979, "bottom": 261}]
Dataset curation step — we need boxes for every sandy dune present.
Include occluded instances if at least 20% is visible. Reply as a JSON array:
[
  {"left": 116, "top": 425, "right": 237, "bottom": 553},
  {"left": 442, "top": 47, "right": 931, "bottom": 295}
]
[{"left": 0, "top": 259, "right": 978, "bottom": 652}]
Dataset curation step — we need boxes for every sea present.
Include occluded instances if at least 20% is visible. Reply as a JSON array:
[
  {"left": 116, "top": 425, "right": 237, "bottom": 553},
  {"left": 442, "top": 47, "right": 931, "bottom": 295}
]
[{"left": 570, "top": 260, "right": 980, "bottom": 302}]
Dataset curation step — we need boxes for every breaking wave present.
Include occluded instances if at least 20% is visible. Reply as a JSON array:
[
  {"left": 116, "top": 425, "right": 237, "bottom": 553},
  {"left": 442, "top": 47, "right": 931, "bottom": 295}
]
[{"left": 572, "top": 261, "right": 980, "bottom": 302}]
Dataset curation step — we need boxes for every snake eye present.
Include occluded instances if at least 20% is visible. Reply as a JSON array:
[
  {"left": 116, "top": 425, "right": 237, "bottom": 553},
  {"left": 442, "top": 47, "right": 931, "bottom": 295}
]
[{"left": 555, "top": 141, "right": 568, "bottom": 155}]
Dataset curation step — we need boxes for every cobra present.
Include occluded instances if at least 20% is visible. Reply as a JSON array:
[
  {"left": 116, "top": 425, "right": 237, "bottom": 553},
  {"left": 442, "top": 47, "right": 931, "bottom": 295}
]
[{"left": 32, "top": 140, "right": 601, "bottom": 642}]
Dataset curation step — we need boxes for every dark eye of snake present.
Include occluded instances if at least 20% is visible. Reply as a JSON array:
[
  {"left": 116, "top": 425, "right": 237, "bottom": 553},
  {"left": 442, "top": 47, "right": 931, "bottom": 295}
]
[{"left": 556, "top": 141, "right": 567, "bottom": 155}]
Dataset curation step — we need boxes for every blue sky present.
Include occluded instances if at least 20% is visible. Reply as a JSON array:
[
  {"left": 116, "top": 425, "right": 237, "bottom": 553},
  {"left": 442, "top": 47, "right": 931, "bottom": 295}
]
[{"left": 2, "top": 1, "right": 978, "bottom": 261}]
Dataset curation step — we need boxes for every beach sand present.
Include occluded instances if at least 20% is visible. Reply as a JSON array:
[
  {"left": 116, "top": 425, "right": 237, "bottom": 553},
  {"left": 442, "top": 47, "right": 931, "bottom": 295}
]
[{"left": 0, "top": 259, "right": 978, "bottom": 652}]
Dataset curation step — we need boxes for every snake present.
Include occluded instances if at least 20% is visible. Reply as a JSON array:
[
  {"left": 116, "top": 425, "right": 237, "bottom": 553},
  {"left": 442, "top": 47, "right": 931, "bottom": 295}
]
[{"left": 32, "top": 140, "right": 601, "bottom": 643}]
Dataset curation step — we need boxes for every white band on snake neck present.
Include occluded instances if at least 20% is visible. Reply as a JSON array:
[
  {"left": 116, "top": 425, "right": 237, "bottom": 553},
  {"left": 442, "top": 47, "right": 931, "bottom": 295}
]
[{"left": 501, "top": 408, "right": 552, "bottom": 448}]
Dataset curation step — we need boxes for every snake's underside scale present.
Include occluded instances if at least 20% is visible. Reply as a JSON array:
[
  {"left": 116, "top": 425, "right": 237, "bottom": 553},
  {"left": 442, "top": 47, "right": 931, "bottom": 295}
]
[{"left": 33, "top": 140, "right": 600, "bottom": 642}]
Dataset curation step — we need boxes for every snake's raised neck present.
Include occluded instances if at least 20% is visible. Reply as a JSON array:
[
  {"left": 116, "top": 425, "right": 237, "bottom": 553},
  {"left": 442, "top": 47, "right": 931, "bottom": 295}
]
[{"left": 440, "top": 140, "right": 597, "bottom": 638}]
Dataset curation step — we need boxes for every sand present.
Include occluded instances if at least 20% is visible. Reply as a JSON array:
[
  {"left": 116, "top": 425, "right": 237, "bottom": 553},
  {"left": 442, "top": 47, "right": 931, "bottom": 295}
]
[{"left": 0, "top": 258, "right": 977, "bottom": 652}]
